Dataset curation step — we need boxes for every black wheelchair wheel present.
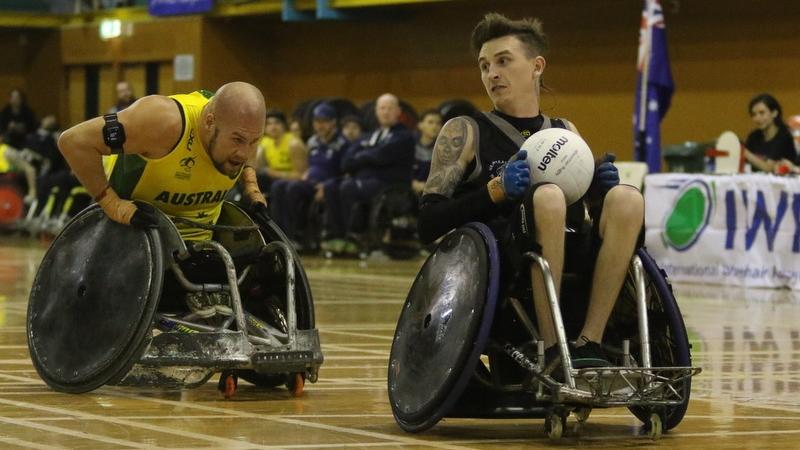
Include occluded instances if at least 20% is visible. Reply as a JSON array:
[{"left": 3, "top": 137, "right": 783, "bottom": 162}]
[{"left": 605, "top": 248, "right": 692, "bottom": 431}]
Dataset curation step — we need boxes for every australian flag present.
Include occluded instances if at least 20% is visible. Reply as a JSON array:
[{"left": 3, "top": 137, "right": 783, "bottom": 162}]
[{"left": 634, "top": 0, "right": 674, "bottom": 173}]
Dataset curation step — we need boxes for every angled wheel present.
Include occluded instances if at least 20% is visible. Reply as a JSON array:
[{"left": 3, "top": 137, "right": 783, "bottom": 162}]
[
  {"left": 606, "top": 248, "right": 692, "bottom": 431},
  {"left": 27, "top": 206, "right": 164, "bottom": 393},
  {"left": 388, "top": 223, "right": 500, "bottom": 432}
]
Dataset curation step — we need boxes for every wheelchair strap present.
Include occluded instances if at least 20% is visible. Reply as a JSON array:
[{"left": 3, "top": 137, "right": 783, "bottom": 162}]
[{"left": 481, "top": 111, "right": 552, "bottom": 148}]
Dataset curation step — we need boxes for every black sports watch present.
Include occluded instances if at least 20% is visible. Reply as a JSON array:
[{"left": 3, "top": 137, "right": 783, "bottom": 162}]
[{"left": 102, "top": 113, "right": 126, "bottom": 154}]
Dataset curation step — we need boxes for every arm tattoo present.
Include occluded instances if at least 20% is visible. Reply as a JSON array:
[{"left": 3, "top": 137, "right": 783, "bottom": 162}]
[{"left": 424, "top": 118, "right": 472, "bottom": 198}]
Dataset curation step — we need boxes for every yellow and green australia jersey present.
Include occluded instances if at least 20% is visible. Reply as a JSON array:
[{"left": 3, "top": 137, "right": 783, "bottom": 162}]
[
  {"left": 260, "top": 133, "right": 293, "bottom": 172},
  {"left": 106, "top": 90, "right": 240, "bottom": 241},
  {"left": 0, "top": 143, "right": 11, "bottom": 173}
]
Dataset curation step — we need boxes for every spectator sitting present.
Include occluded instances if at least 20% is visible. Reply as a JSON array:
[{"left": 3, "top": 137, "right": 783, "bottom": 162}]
[
  {"left": 107, "top": 81, "right": 137, "bottom": 114},
  {"left": 0, "top": 89, "right": 38, "bottom": 150},
  {"left": 340, "top": 115, "right": 363, "bottom": 144},
  {"left": 255, "top": 109, "right": 307, "bottom": 218},
  {"left": 322, "top": 93, "right": 415, "bottom": 254},
  {"left": 0, "top": 140, "right": 37, "bottom": 205},
  {"left": 412, "top": 109, "right": 443, "bottom": 194},
  {"left": 277, "top": 104, "right": 349, "bottom": 248},
  {"left": 743, "top": 93, "right": 795, "bottom": 172},
  {"left": 26, "top": 116, "right": 84, "bottom": 216}
]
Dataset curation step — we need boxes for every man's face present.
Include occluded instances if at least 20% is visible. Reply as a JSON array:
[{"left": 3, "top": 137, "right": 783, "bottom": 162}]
[
  {"left": 313, "top": 117, "right": 336, "bottom": 140},
  {"left": 418, "top": 113, "right": 443, "bottom": 141},
  {"left": 208, "top": 116, "right": 264, "bottom": 178},
  {"left": 265, "top": 117, "right": 286, "bottom": 139},
  {"left": 376, "top": 97, "right": 400, "bottom": 128},
  {"left": 9, "top": 90, "right": 21, "bottom": 108},
  {"left": 478, "top": 35, "right": 541, "bottom": 108},
  {"left": 116, "top": 83, "right": 133, "bottom": 102},
  {"left": 750, "top": 102, "right": 777, "bottom": 131}
]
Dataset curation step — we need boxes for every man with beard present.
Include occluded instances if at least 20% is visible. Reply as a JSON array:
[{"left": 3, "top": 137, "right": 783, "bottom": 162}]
[{"left": 58, "top": 82, "right": 268, "bottom": 240}]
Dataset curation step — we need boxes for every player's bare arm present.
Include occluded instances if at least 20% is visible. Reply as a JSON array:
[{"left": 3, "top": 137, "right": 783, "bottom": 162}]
[{"left": 423, "top": 117, "right": 476, "bottom": 199}]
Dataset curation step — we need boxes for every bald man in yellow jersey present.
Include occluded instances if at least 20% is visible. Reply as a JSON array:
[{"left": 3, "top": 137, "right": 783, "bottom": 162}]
[{"left": 58, "top": 82, "right": 268, "bottom": 241}]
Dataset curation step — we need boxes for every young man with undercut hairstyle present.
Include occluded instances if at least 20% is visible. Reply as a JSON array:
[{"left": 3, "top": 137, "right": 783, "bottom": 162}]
[{"left": 418, "top": 13, "right": 644, "bottom": 372}]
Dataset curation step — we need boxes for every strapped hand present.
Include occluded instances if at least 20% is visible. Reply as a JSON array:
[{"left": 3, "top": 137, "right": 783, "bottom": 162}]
[
  {"left": 500, "top": 150, "right": 531, "bottom": 199},
  {"left": 592, "top": 153, "right": 619, "bottom": 196},
  {"left": 97, "top": 188, "right": 159, "bottom": 228}
]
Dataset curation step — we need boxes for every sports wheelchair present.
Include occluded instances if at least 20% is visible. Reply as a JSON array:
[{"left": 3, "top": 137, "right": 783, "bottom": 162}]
[
  {"left": 27, "top": 201, "right": 323, "bottom": 397},
  {"left": 388, "top": 222, "right": 700, "bottom": 440}
]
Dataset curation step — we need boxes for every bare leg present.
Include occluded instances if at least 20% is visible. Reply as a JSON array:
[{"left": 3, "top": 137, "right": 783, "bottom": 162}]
[
  {"left": 530, "top": 184, "right": 566, "bottom": 348},
  {"left": 578, "top": 185, "right": 645, "bottom": 344}
]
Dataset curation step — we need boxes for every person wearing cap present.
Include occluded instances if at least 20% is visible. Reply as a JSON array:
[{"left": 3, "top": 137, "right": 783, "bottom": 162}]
[
  {"left": 280, "top": 102, "right": 348, "bottom": 248},
  {"left": 322, "top": 93, "right": 415, "bottom": 254}
]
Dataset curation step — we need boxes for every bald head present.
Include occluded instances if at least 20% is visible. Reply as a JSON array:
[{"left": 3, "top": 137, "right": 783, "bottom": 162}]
[
  {"left": 203, "top": 82, "right": 267, "bottom": 178},
  {"left": 376, "top": 93, "right": 401, "bottom": 128},
  {"left": 210, "top": 82, "right": 266, "bottom": 126}
]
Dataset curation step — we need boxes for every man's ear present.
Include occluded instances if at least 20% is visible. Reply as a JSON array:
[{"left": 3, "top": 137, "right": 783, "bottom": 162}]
[{"left": 532, "top": 55, "right": 546, "bottom": 79}]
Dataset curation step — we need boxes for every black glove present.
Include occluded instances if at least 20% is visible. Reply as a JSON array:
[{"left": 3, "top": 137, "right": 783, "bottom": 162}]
[
  {"left": 591, "top": 153, "right": 619, "bottom": 197},
  {"left": 130, "top": 200, "right": 160, "bottom": 229},
  {"left": 249, "top": 201, "right": 271, "bottom": 224}
]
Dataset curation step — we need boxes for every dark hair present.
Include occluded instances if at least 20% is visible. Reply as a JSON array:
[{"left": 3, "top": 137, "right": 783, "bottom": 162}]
[
  {"left": 265, "top": 109, "right": 287, "bottom": 126},
  {"left": 340, "top": 114, "right": 361, "bottom": 127},
  {"left": 470, "top": 13, "right": 548, "bottom": 58},
  {"left": 419, "top": 109, "right": 442, "bottom": 121},
  {"left": 748, "top": 93, "right": 785, "bottom": 127}
]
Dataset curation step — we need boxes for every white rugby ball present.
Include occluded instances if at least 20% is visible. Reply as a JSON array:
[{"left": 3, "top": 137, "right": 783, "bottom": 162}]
[{"left": 520, "top": 128, "right": 595, "bottom": 205}]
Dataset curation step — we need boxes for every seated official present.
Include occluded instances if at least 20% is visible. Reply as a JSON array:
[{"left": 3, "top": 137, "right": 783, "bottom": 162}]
[
  {"left": 322, "top": 93, "right": 415, "bottom": 254},
  {"left": 58, "top": 82, "right": 270, "bottom": 241},
  {"left": 743, "top": 93, "right": 796, "bottom": 173}
]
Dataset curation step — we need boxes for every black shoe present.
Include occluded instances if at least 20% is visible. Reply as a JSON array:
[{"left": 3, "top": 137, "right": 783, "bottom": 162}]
[{"left": 570, "top": 336, "right": 613, "bottom": 369}]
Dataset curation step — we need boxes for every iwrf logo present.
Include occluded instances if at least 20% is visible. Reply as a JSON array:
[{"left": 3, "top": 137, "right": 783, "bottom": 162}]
[
  {"left": 662, "top": 180, "right": 713, "bottom": 251},
  {"left": 661, "top": 179, "right": 800, "bottom": 253}
]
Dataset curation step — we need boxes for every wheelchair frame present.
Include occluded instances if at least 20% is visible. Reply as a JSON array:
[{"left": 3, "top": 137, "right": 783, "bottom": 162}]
[
  {"left": 119, "top": 202, "right": 323, "bottom": 396},
  {"left": 389, "top": 222, "right": 700, "bottom": 440}
]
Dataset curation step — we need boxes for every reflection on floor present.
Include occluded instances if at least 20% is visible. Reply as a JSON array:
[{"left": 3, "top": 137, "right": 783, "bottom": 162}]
[{"left": 1, "top": 236, "right": 799, "bottom": 448}]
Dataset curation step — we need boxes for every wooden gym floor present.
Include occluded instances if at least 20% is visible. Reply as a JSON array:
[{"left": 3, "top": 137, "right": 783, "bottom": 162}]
[{"left": 1, "top": 237, "right": 800, "bottom": 448}]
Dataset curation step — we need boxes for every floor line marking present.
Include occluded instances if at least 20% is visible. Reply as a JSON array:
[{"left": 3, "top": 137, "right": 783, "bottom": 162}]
[
  {"left": 0, "top": 415, "right": 152, "bottom": 449},
  {"left": 0, "top": 398, "right": 279, "bottom": 449},
  {"left": 105, "top": 390, "right": 474, "bottom": 450}
]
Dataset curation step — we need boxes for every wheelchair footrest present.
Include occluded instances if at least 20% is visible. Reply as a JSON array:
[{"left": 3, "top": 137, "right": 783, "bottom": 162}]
[
  {"left": 138, "top": 332, "right": 252, "bottom": 368},
  {"left": 560, "top": 366, "right": 702, "bottom": 406},
  {"left": 251, "top": 329, "right": 324, "bottom": 373}
]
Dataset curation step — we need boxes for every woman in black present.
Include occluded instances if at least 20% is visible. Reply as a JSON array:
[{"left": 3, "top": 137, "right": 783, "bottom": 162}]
[{"left": 743, "top": 93, "right": 796, "bottom": 172}]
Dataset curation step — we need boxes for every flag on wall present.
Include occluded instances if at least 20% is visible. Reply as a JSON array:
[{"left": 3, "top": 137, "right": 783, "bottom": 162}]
[{"left": 634, "top": 0, "right": 674, "bottom": 173}]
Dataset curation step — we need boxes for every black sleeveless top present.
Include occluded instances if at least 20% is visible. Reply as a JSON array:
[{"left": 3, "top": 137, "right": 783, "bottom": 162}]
[{"left": 455, "top": 110, "right": 585, "bottom": 227}]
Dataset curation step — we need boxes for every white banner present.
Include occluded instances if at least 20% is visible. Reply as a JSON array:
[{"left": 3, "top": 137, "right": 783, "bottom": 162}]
[{"left": 644, "top": 173, "right": 800, "bottom": 290}]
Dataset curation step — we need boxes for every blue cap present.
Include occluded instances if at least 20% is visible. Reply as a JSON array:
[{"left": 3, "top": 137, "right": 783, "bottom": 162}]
[{"left": 312, "top": 102, "right": 336, "bottom": 120}]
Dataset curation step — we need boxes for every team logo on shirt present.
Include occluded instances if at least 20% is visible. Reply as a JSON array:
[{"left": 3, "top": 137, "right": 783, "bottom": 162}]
[{"left": 176, "top": 156, "right": 196, "bottom": 180}]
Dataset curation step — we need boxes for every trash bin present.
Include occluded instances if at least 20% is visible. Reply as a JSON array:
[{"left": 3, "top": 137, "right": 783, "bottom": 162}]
[{"left": 663, "top": 141, "right": 709, "bottom": 173}]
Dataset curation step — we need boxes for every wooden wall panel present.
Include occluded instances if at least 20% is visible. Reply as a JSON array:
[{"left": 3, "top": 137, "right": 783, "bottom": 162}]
[
  {"left": 158, "top": 62, "right": 174, "bottom": 96},
  {"left": 198, "top": 0, "right": 800, "bottom": 161},
  {"left": 66, "top": 66, "right": 85, "bottom": 126}
]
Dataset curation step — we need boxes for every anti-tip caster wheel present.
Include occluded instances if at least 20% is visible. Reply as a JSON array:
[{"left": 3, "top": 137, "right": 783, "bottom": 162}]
[
  {"left": 573, "top": 407, "right": 591, "bottom": 434},
  {"left": 648, "top": 412, "right": 663, "bottom": 441},
  {"left": 288, "top": 372, "right": 305, "bottom": 397},
  {"left": 545, "top": 413, "right": 565, "bottom": 440},
  {"left": 218, "top": 372, "right": 238, "bottom": 400}
]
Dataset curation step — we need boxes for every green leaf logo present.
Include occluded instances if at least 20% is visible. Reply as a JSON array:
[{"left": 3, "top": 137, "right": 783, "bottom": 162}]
[{"left": 663, "top": 180, "right": 712, "bottom": 251}]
